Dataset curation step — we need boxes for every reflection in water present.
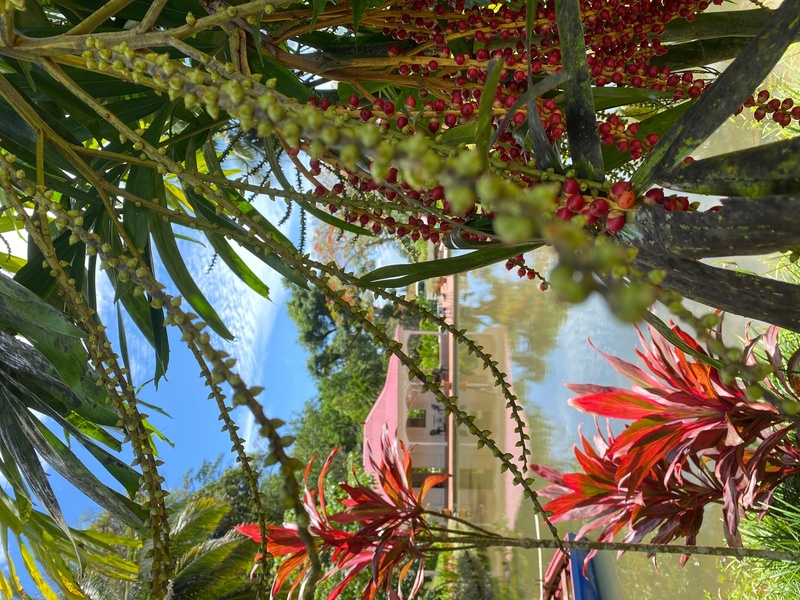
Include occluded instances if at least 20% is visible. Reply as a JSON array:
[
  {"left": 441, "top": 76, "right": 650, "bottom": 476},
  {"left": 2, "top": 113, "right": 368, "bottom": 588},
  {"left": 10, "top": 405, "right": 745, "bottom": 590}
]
[
  {"left": 455, "top": 260, "right": 730, "bottom": 600},
  {"left": 448, "top": 6, "right": 796, "bottom": 594}
]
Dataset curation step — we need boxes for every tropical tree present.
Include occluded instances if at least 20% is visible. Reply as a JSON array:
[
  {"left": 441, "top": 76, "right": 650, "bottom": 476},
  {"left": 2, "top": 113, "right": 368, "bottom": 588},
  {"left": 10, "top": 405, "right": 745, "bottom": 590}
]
[
  {"left": 0, "top": 0, "right": 799, "bottom": 598},
  {"left": 79, "top": 497, "right": 259, "bottom": 600}
]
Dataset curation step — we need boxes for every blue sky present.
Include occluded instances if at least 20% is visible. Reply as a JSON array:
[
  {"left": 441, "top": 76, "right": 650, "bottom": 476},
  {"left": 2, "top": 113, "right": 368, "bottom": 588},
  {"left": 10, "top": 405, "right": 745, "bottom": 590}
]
[
  {"left": 43, "top": 197, "right": 319, "bottom": 528},
  {"left": 0, "top": 165, "right": 323, "bottom": 595}
]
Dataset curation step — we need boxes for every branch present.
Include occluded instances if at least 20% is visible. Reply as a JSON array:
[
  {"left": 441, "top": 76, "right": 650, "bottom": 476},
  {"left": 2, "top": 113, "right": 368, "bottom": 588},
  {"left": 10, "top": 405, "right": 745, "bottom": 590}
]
[
  {"left": 633, "top": 250, "right": 800, "bottom": 333},
  {"left": 137, "top": 0, "right": 169, "bottom": 33},
  {"left": 428, "top": 534, "right": 800, "bottom": 562},
  {"left": 66, "top": 0, "right": 136, "bottom": 35},
  {"left": 625, "top": 198, "right": 800, "bottom": 259}
]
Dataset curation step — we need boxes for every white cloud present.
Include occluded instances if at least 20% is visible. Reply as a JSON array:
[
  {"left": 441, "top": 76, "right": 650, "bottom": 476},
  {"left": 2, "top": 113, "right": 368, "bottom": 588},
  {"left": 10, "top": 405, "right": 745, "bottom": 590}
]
[{"left": 175, "top": 194, "right": 294, "bottom": 456}]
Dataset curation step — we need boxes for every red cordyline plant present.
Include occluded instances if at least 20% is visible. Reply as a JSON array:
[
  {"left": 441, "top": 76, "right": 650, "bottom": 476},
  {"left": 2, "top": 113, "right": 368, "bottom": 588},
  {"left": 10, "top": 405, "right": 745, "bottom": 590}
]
[
  {"left": 530, "top": 322, "right": 800, "bottom": 564},
  {"left": 235, "top": 428, "right": 449, "bottom": 599}
]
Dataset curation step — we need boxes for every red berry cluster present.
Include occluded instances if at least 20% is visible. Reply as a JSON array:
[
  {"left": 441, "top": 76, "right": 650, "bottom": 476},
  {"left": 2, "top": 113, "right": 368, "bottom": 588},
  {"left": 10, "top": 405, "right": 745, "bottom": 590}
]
[
  {"left": 597, "top": 114, "right": 660, "bottom": 161},
  {"left": 327, "top": 0, "right": 730, "bottom": 176},
  {"left": 298, "top": 0, "right": 796, "bottom": 289},
  {"left": 505, "top": 254, "right": 545, "bottom": 284},
  {"left": 553, "top": 178, "right": 632, "bottom": 233},
  {"left": 316, "top": 165, "right": 466, "bottom": 243},
  {"left": 642, "top": 188, "right": 691, "bottom": 212},
  {"left": 736, "top": 90, "right": 800, "bottom": 128}
]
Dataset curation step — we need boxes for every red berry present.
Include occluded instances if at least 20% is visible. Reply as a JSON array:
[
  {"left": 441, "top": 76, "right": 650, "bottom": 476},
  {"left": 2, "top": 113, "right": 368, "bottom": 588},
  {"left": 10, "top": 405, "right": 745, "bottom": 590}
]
[
  {"left": 348, "top": 94, "right": 360, "bottom": 108},
  {"left": 605, "top": 210, "right": 626, "bottom": 233},
  {"left": 589, "top": 198, "right": 609, "bottom": 217},
  {"left": 360, "top": 109, "right": 373, "bottom": 121},
  {"left": 580, "top": 207, "right": 600, "bottom": 225},
  {"left": 562, "top": 178, "right": 580, "bottom": 195},
  {"left": 644, "top": 189, "right": 663, "bottom": 205},
  {"left": 566, "top": 194, "right": 585, "bottom": 212},
  {"left": 616, "top": 190, "right": 636, "bottom": 209},
  {"left": 555, "top": 206, "right": 573, "bottom": 221},
  {"left": 610, "top": 181, "right": 631, "bottom": 198}
]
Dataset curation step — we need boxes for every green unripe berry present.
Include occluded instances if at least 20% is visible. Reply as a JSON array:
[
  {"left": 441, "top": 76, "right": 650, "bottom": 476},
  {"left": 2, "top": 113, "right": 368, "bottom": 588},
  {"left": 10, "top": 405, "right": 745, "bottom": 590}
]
[
  {"left": 549, "top": 264, "right": 593, "bottom": 303},
  {"left": 340, "top": 144, "right": 360, "bottom": 170},
  {"left": 493, "top": 213, "right": 535, "bottom": 244}
]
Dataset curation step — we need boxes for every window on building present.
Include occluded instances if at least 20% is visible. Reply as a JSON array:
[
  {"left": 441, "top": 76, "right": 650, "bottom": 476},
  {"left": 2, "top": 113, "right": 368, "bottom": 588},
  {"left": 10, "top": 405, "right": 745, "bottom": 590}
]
[
  {"left": 406, "top": 408, "right": 426, "bottom": 428},
  {"left": 411, "top": 467, "right": 446, "bottom": 489}
]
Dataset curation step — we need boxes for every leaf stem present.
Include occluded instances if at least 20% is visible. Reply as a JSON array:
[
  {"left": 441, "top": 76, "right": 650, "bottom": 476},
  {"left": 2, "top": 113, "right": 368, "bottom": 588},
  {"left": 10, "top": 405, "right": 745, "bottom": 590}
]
[{"left": 65, "top": 0, "right": 136, "bottom": 35}]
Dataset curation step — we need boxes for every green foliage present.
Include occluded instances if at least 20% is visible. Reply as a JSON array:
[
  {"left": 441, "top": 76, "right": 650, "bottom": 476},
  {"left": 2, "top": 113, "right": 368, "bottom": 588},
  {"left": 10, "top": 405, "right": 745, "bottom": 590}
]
[
  {"left": 182, "top": 455, "right": 286, "bottom": 535},
  {"left": 286, "top": 282, "right": 390, "bottom": 482},
  {"left": 290, "top": 399, "right": 362, "bottom": 484},
  {"left": 726, "top": 480, "right": 800, "bottom": 600},
  {"left": 425, "top": 550, "right": 498, "bottom": 600},
  {"left": 80, "top": 497, "right": 259, "bottom": 600}
]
